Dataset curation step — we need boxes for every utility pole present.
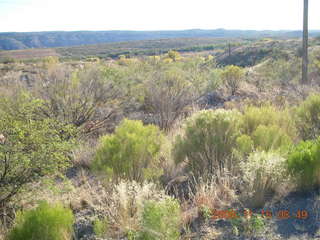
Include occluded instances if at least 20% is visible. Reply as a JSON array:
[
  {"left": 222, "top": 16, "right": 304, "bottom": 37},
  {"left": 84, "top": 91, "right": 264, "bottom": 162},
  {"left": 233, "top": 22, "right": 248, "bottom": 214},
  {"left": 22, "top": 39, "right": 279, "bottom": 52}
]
[{"left": 302, "top": 0, "right": 309, "bottom": 84}]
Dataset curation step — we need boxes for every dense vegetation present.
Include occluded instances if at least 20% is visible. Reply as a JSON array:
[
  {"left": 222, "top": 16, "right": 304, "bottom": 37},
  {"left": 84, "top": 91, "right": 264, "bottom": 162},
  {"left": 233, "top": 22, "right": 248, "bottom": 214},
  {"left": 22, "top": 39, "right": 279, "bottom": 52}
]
[{"left": 1, "top": 37, "right": 320, "bottom": 240}]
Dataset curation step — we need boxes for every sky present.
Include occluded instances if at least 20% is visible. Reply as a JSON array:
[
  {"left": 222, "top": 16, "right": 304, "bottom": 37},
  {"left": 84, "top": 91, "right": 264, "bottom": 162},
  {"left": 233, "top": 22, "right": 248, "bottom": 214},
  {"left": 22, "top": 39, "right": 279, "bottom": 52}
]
[{"left": 0, "top": 0, "right": 319, "bottom": 32}]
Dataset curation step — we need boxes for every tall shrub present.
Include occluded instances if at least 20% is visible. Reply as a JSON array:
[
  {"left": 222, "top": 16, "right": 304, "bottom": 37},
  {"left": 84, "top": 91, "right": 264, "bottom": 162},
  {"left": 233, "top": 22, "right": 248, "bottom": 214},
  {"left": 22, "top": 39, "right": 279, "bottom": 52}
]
[
  {"left": 241, "top": 151, "right": 288, "bottom": 208},
  {"left": 295, "top": 94, "right": 320, "bottom": 140},
  {"left": 0, "top": 93, "right": 75, "bottom": 206},
  {"left": 236, "top": 105, "right": 296, "bottom": 155},
  {"left": 174, "top": 109, "right": 242, "bottom": 178},
  {"left": 92, "top": 119, "right": 164, "bottom": 182}
]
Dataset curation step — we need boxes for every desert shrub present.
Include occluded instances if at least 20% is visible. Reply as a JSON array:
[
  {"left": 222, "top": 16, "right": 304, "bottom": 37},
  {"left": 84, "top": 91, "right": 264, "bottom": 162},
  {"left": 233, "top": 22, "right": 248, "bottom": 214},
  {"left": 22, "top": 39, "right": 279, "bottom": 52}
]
[
  {"left": 251, "top": 125, "right": 293, "bottom": 153},
  {"left": 191, "top": 175, "right": 237, "bottom": 218},
  {"left": 230, "top": 213, "right": 265, "bottom": 238},
  {"left": 167, "top": 50, "right": 182, "bottom": 62},
  {"left": 0, "top": 93, "right": 75, "bottom": 207},
  {"left": 254, "top": 57, "right": 301, "bottom": 86},
  {"left": 143, "top": 65, "right": 194, "bottom": 131},
  {"left": 295, "top": 94, "right": 320, "bottom": 140},
  {"left": 236, "top": 105, "right": 297, "bottom": 155},
  {"left": 107, "top": 181, "right": 169, "bottom": 238},
  {"left": 174, "top": 109, "right": 242, "bottom": 179},
  {"left": 287, "top": 138, "right": 320, "bottom": 190},
  {"left": 235, "top": 135, "right": 254, "bottom": 157},
  {"left": 34, "top": 63, "right": 124, "bottom": 134},
  {"left": 92, "top": 119, "right": 164, "bottom": 182},
  {"left": 241, "top": 105, "right": 296, "bottom": 138},
  {"left": 7, "top": 201, "right": 74, "bottom": 240},
  {"left": 240, "top": 151, "right": 288, "bottom": 208},
  {"left": 138, "top": 198, "right": 181, "bottom": 240},
  {"left": 93, "top": 217, "right": 108, "bottom": 238},
  {"left": 221, "top": 65, "right": 244, "bottom": 95},
  {"left": 143, "top": 60, "right": 215, "bottom": 131}
]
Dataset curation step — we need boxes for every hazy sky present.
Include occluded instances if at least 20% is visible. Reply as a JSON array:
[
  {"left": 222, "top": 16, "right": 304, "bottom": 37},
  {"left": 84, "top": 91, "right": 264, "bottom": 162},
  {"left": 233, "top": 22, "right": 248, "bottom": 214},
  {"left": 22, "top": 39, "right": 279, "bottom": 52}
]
[{"left": 0, "top": 0, "right": 319, "bottom": 32}]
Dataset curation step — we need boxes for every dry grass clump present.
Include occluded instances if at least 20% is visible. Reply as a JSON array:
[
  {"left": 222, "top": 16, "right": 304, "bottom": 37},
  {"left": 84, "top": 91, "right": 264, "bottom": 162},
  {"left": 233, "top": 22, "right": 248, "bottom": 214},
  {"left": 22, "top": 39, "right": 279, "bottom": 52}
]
[
  {"left": 106, "top": 180, "right": 169, "bottom": 238},
  {"left": 72, "top": 138, "right": 97, "bottom": 169},
  {"left": 178, "top": 172, "right": 238, "bottom": 227},
  {"left": 192, "top": 173, "right": 238, "bottom": 211},
  {"left": 240, "top": 151, "right": 290, "bottom": 208}
]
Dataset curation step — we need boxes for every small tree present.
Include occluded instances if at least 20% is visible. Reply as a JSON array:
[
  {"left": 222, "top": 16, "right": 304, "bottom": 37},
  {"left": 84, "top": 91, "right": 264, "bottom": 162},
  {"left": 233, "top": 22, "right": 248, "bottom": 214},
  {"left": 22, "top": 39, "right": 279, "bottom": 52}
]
[
  {"left": 0, "top": 93, "right": 75, "bottom": 207},
  {"left": 221, "top": 65, "right": 244, "bottom": 95}
]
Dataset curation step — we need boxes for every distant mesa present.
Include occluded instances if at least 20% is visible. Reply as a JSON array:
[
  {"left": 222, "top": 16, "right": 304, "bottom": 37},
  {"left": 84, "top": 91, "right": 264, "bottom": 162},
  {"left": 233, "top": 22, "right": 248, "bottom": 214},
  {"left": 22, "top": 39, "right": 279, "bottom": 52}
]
[{"left": 1, "top": 29, "right": 320, "bottom": 50}]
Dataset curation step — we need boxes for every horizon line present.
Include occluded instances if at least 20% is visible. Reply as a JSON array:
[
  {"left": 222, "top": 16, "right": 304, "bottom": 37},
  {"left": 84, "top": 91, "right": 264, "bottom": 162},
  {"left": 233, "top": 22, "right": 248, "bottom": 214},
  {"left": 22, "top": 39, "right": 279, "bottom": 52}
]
[{"left": 1, "top": 28, "right": 320, "bottom": 34}]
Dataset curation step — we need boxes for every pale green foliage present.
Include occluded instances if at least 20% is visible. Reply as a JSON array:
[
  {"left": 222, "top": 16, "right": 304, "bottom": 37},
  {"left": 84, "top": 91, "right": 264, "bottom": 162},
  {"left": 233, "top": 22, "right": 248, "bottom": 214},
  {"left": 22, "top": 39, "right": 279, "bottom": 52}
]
[
  {"left": 174, "top": 109, "right": 242, "bottom": 178},
  {"left": 287, "top": 137, "right": 320, "bottom": 190},
  {"left": 221, "top": 65, "right": 244, "bottom": 95},
  {"left": 138, "top": 198, "right": 181, "bottom": 240},
  {"left": 235, "top": 135, "right": 254, "bottom": 157},
  {"left": 230, "top": 213, "right": 265, "bottom": 238},
  {"left": 7, "top": 201, "right": 74, "bottom": 240},
  {"left": 251, "top": 125, "right": 293, "bottom": 152},
  {"left": 0, "top": 93, "right": 75, "bottom": 205},
  {"left": 240, "top": 151, "right": 288, "bottom": 207},
  {"left": 93, "top": 217, "right": 108, "bottom": 238},
  {"left": 92, "top": 119, "right": 164, "bottom": 182},
  {"left": 310, "top": 48, "right": 320, "bottom": 76},
  {"left": 295, "top": 94, "right": 320, "bottom": 140},
  {"left": 237, "top": 105, "right": 296, "bottom": 155},
  {"left": 167, "top": 50, "right": 181, "bottom": 61},
  {"left": 241, "top": 105, "right": 296, "bottom": 138},
  {"left": 254, "top": 58, "right": 301, "bottom": 85},
  {"left": 43, "top": 56, "right": 59, "bottom": 69},
  {"left": 108, "top": 181, "right": 169, "bottom": 238}
]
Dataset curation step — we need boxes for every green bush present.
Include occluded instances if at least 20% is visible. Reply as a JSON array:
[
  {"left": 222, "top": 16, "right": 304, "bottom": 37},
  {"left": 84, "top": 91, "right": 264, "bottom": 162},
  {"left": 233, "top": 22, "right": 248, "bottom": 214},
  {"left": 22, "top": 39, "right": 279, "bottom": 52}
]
[
  {"left": 230, "top": 213, "right": 265, "bottom": 237},
  {"left": 287, "top": 137, "right": 320, "bottom": 190},
  {"left": 7, "top": 201, "right": 74, "bottom": 240},
  {"left": 240, "top": 151, "right": 288, "bottom": 208},
  {"left": 251, "top": 125, "right": 293, "bottom": 152},
  {"left": 236, "top": 105, "right": 296, "bottom": 155},
  {"left": 295, "top": 94, "right": 320, "bottom": 140},
  {"left": 92, "top": 119, "right": 164, "bottom": 182},
  {"left": 93, "top": 217, "right": 108, "bottom": 238},
  {"left": 138, "top": 198, "right": 181, "bottom": 240},
  {"left": 235, "top": 135, "right": 254, "bottom": 157},
  {"left": 174, "top": 109, "right": 242, "bottom": 178},
  {"left": 221, "top": 65, "right": 244, "bottom": 95},
  {"left": 241, "top": 105, "right": 296, "bottom": 139},
  {"left": 0, "top": 93, "right": 75, "bottom": 206}
]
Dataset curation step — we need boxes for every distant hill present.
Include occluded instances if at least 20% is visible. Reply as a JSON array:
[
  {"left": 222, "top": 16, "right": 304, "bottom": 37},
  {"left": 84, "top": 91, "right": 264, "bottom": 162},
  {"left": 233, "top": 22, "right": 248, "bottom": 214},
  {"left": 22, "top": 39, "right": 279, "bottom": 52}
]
[{"left": 1, "top": 29, "right": 320, "bottom": 50}]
